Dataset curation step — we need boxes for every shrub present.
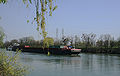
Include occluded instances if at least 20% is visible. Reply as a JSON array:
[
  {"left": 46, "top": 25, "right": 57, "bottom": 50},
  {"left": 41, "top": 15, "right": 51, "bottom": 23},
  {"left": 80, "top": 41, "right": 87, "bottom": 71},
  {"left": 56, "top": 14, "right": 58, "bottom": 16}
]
[{"left": 0, "top": 50, "right": 28, "bottom": 76}]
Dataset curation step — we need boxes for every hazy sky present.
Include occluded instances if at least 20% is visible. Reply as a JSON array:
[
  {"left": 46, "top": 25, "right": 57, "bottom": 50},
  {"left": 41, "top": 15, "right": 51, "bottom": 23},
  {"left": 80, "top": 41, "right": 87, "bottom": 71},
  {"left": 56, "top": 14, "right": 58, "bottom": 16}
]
[{"left": 0, "top": 0, "right": 120, "bottom": 41}]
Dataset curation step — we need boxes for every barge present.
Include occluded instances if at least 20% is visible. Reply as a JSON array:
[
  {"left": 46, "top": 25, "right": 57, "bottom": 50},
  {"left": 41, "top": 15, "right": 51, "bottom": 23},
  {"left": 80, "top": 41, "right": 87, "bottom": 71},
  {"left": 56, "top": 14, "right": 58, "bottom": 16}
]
[{"left": 11, "top": 45, "right": 81, "bottom": 55}]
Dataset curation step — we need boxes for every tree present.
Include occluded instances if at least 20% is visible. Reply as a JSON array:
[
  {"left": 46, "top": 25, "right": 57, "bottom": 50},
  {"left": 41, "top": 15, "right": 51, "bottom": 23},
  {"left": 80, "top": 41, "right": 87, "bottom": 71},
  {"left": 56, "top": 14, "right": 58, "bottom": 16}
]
[
  {"left": 10, "top": 39, "right": 19, "bottom": 44},
  {"left": 0, "top": 0, "right": 58, "bottom": 47},
  {"left": 43, "top": 37, "right": 54, "bottom": 48},
  {"left": 0, "top": 0, "right": 7, "bottom": 4},
  {"left": 0, "top": 50, "right": 28, "bottom": 76},
  {"left": 96, "top": 40, "right": 103, "bottom": 48},
  {"left": 109, "top": 37, "right": 115, "bottom": 49},
  {"left": 70, "top": 36, "right": 74, "bottom": 47},
  {"left": 74, "top": 35, "right": 80, "bottom": 48},
  {"left": 54, "top": 40, "right": 60, "bottom": 46},
  {"left": 23, "top": 0, "right": 57, "bottom": 39},
  {"left": 100, "top": 34, "right": 113, "bottom": 49},
  {"left": 81, "top": 33, "right": 96, "bottom": 49},
  {"left": 19, "top": 36, "right": 34, "bottom": 45},
  {"left": 117, "top": 37, "right": 120, "bottom": 48},
  {"left": 0, "top": 26, "right": 5, "bottom": 48},
  {"left": 4, "top": 41, "right": 11, "bottom": 48}
]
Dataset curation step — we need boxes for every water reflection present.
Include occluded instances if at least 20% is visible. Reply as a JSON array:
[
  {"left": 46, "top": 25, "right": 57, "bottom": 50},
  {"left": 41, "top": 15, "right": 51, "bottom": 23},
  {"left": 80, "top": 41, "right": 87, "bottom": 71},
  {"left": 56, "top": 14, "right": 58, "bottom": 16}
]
[
  {"left": 19, "top": 53, "right": 120, "bottom": 76},
  {"left": 80, "top": 54, "right": 120, "bottom": 72}
]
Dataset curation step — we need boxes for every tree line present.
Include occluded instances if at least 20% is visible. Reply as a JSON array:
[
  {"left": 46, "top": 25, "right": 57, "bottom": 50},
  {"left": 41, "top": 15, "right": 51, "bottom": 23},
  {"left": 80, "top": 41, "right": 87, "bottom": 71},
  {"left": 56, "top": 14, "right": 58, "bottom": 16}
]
[
  {"left": 3, "top": 36, "right": 54, "bottom": 48},
  {"left": 1, "top": 27, "right": 120, "bottom": 53},
  {"left": 2, "top": 33, "right": 120, "bottom": 49}
]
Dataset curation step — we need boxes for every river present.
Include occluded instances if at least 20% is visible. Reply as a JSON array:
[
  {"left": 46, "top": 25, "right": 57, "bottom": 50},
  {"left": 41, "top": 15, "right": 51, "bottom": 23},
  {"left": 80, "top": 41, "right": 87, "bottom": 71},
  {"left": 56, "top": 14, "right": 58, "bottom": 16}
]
[{"left": 18, "top": 52, "right": 120, "bottom": 76}]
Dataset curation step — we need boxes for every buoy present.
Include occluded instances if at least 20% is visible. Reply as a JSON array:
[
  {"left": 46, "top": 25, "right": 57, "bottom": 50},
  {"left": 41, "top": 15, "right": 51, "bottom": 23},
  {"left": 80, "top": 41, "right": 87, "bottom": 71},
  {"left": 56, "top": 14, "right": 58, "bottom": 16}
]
[{"left": 48, "top": 51, "right": 50, "bottom": 56}]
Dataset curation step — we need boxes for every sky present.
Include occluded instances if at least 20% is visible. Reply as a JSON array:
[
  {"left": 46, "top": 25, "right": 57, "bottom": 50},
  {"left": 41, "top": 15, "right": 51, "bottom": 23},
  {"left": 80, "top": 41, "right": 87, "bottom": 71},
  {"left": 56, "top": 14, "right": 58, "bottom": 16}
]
[{"left": 0, "top": 0, "right": 120, "bottom": 41}]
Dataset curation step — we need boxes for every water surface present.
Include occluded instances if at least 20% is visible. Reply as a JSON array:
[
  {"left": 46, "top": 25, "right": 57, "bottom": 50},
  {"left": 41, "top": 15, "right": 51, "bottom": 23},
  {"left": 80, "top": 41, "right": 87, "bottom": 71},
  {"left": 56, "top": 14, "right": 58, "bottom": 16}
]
[{"left": 19, "top": 52, "right": 120, "bottom": 76}]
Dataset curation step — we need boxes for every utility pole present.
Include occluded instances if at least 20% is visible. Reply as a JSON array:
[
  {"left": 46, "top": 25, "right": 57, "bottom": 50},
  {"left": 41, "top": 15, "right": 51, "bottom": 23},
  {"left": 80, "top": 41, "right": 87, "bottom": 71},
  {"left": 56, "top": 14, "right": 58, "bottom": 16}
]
[
  {"left": 62, "top": 28, "right": 64, "bottom": 39},
  {"left": 56, "top": 28, "right": 58, "bottom": 40}
]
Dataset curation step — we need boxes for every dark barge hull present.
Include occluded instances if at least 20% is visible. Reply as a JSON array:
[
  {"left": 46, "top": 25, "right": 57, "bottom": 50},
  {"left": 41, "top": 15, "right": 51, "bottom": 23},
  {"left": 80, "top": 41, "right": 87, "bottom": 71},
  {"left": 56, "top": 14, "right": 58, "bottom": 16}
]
[{"left": 12, "top": 46, "right": 81, "bottom": 55}]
